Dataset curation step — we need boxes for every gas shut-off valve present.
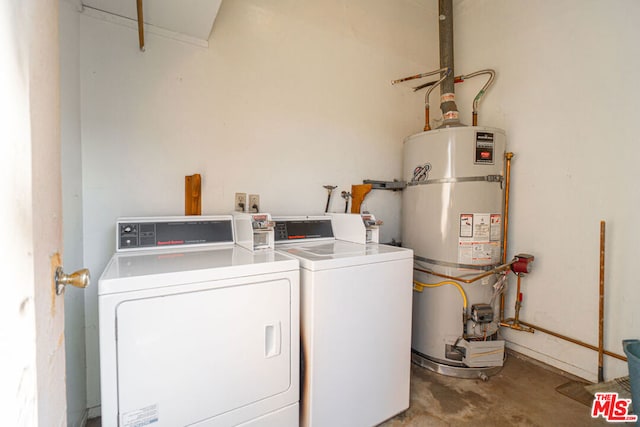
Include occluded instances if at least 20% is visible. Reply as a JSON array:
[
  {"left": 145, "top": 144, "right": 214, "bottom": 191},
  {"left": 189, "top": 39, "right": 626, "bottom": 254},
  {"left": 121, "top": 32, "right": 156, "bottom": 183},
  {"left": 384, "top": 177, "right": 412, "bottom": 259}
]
[
  {"left": 470, "top": 254, "right": 534, "bottom": 326},
  {"left": 499, "top": 253, "right": 536, "bottom": 334}
]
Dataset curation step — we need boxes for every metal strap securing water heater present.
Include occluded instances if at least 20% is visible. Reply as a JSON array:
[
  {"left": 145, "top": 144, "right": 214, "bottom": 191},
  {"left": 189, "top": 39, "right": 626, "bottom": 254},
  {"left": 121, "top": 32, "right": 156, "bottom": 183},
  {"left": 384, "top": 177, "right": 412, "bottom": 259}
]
[
  {"left": 415, "top": 255, "right": 499, "bottom": 272},
  {"left": 407, "top": 175, "right": 503, "bottom": 187}
]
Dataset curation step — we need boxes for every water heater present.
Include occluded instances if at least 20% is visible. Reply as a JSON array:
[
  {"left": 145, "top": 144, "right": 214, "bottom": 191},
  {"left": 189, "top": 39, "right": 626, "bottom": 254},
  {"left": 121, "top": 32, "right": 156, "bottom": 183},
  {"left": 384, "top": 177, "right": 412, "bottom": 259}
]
[{"left": 402, "top": 126, "right": 506, "bottom": 377}]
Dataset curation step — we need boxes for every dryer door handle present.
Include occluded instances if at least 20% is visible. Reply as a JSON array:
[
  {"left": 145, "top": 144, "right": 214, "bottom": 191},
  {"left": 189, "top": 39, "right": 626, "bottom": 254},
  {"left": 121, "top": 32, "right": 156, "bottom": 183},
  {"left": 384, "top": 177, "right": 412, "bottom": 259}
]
[{"left": 264, "top": 322, "right": 281, "bottom": 358}]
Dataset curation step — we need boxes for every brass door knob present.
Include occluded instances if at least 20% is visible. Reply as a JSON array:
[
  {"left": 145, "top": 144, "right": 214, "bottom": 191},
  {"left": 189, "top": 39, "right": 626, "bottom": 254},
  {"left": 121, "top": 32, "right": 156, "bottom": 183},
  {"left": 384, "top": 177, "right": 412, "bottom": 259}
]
[{"left": 55, "top": 267, "right": 90, "bottom": 295}]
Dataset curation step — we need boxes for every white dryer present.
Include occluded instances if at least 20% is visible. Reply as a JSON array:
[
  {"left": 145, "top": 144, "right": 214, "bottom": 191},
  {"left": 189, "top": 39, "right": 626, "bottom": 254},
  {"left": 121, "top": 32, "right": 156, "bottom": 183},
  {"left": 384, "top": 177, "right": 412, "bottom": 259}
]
[
  {"left": 98, "top": 216, "right": 300, "bottom": 427},
  {"left": 273, "top": 216, "right": 413, "bottom": 427}
]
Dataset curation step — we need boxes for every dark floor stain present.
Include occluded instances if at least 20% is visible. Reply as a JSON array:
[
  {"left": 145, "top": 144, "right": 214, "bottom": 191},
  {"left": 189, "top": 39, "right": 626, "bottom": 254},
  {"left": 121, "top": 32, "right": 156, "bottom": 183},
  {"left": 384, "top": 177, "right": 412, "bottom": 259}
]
[{"left": 381, "top": 354, "right": 610, "bottom": 427}]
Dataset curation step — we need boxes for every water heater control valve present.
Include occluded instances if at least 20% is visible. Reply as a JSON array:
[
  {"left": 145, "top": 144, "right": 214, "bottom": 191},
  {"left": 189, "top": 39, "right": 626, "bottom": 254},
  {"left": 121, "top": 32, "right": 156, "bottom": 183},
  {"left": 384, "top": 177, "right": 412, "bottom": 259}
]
[
  {"left": 512, "top": 253, "right": 535, "bottom": 275},
  {"left": 471, "top": 304, "right": 494, "bottom": 324}
]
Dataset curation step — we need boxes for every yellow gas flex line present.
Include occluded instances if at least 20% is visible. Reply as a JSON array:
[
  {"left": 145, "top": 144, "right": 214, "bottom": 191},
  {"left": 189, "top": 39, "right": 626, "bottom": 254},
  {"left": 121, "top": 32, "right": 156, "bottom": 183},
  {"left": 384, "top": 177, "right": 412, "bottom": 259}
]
[{"left": 413, "top": 280, "right": 468, "bottom": 310}]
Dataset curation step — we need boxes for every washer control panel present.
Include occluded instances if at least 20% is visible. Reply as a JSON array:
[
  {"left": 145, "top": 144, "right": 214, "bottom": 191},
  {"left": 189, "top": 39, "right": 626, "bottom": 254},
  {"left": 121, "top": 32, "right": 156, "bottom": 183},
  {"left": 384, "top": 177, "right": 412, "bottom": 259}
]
[
  {"left": 117, "top": 216, "right": 234, "bottom": 251},
  {"left": 273, "top": 217, "right": 334, "bottom": 242}
]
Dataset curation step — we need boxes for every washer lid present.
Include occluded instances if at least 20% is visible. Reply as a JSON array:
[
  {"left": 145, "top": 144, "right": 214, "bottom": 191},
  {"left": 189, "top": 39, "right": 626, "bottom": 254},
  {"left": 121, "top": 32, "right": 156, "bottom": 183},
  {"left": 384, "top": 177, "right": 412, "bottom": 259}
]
[
  {"left": 277, "top": 240, "right": 412, "bottom": 271},
  {"left": 98, "top": 245, "right": 298, "bottom": 295}
]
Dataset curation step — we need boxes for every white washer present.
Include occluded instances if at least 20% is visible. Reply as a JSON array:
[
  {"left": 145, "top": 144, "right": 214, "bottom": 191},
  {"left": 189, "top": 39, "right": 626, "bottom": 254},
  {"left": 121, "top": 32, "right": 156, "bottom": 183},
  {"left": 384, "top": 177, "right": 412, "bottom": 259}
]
[
  {"left": 99, "top": 216, "right": 300, "bottom": 427},
  {"left": 273, "top": 216, "right": 413, "bottom": 427}
]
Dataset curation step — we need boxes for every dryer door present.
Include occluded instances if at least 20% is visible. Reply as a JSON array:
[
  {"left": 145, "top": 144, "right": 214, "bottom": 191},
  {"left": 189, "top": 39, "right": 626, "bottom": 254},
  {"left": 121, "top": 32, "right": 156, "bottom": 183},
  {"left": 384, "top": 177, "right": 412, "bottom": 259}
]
[{"left": 115, "top": 277, "right": 292, "bottom": 427}]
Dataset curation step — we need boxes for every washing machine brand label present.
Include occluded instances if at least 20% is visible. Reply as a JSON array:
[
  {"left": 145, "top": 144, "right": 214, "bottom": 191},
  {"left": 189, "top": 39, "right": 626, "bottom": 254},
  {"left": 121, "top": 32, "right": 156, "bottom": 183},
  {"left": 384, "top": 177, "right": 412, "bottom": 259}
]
[
  {"left": 475, "top": 132, "right": 495, "bottom": 165},
  {"left": 412, "top": 163, "right": 432, "bottom": 182},
  {"left": 458, "top": 213, "right": 501, "bottom": 265},
  {"left": 157, "top": 240, "right": 186, "bottom": 246},
  {"left": 122, "top": 404, "right": 159, "bottom": 427}
]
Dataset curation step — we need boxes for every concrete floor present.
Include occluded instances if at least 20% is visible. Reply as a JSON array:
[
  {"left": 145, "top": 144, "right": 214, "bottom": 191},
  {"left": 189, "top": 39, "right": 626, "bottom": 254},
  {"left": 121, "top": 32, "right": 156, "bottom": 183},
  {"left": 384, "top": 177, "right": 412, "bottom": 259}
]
[
  {"left": 381, "top": 352, "right": 608, "bottom": 427},
  {"left": 88, "top": 352, "right": 608, "bottom": 427}
]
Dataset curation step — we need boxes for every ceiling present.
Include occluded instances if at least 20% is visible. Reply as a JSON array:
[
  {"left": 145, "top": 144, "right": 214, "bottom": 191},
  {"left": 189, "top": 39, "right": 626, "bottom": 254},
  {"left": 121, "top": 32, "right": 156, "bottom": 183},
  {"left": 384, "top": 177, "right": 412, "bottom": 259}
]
[{"left": 82, "top": 0, "right": 223, "bottom": 41}]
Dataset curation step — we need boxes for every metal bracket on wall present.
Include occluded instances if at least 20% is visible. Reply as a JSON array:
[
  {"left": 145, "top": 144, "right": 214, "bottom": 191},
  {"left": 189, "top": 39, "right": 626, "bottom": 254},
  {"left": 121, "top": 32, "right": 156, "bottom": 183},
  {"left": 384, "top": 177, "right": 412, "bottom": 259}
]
[
  {"left": 185, "top": 174, "right": 202, "bottom": 215},
  {"left": 407, "top": 175, "right": 504, "bottom": 187},
  {"left": 363, "top": 180, "right": 406, "bottom": 191}
]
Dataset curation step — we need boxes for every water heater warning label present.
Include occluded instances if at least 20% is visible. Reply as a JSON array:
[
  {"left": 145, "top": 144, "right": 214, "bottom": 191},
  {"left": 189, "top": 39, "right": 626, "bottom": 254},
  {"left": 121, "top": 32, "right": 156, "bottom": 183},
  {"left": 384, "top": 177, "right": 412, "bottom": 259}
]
[
  {"left": 460, "top": 214, "right": 473, "bottom": 237},
  {"left": 490, "top": 214, "right": 501, "bottom": 241},
  {"left": 459, "top": 213, "right": 501, "bottom": 265}
]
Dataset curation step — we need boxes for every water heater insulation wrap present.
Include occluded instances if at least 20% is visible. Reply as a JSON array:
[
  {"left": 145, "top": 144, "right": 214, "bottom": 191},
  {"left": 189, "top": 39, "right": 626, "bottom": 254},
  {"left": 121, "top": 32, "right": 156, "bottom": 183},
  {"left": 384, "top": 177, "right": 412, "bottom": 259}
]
[{"left": 403, "top": 127, "right": 506, "bottom": 365}]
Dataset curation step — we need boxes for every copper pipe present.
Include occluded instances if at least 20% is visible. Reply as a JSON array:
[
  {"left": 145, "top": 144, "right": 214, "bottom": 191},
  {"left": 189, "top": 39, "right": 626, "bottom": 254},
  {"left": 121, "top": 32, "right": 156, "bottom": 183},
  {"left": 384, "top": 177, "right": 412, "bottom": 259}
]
[
  {"left": 424, "top": 107, "right": 431, "bottom": 131},
  {"left": 501, "top": 272, "right": 534, "bottom": 333},
  {"left": 392, "top": 72, "right": 438, "bottom": 84},
  {"left": 392, "top": 68, "right": 449, "bottom": 132},
  {"left": 392, "top": 68, "right": 449, "bottom": 86},
  {"left": 461, "top": 69, "right": 496, "bottom": 126},
  {"left": 500, "top": 152, "right": 514, "bottom": 321},
  {"left": 423, "top": 68, "right": 450, "bottom": 132},
  {"left": 500, "top": 318, "right": 534, "bottom": 333},
  {"left": 598, "top": 220, "right": 606, "bottom": 382},
  {"left": 414, "top": 260, "right": 515, "bottom": 284},
  {"left": 513, "top": 275, "right": 522, "bottom": 325},
  {"left": 502, "top": 153, "right": 514, "bottom": 264},
  {"left": 412, "top": 75, "right": 464, "bottom": 92},
  {"left": 516, "top": 320, "right": 626, "bottom": 362},
  {"left": 413, "top": 69, "right": 494, "bottom": 126},
  {"left": 502, "top": 221, "right": 626, "bottom": 364},
  {"left": 136, "top": 0, "right": 145, "bottom": 51}
]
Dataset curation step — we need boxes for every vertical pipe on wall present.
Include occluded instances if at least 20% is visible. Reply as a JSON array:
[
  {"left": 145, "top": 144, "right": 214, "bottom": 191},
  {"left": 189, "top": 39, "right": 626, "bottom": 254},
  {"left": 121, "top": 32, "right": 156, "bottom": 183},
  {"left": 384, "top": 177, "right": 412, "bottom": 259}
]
[
  {"left": 500, "top": 152, "right": 514, "bottom": 321},
  {"left": 136, "top": 0, "right": 145, "bottom": 51},
  {"left": 598, "top": 220, "right": 606, "bottom": 382}
]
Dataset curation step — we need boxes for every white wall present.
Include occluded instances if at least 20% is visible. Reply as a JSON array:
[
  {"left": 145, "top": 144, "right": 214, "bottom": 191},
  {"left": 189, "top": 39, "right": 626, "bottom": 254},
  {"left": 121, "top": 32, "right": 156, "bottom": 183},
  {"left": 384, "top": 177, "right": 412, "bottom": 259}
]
[
  {"left": 60, "top": 1, "right": 87, "bottom": 426},
  {"left": 452, "top": 0, "right": 640, "bottom": 381},
  {"left": 79, "top": 0, "right": 438, "bottom": 411}
]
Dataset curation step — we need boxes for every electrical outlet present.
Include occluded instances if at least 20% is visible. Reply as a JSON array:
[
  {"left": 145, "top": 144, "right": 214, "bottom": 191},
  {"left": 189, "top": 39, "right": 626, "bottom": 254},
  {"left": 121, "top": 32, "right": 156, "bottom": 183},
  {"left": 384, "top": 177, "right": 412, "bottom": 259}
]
[
  {"left": 235, "top": 193, "right": 246, "bottom": 212},
  {"left": 248, "top": 194, "right": 260, "bottom": 213}
]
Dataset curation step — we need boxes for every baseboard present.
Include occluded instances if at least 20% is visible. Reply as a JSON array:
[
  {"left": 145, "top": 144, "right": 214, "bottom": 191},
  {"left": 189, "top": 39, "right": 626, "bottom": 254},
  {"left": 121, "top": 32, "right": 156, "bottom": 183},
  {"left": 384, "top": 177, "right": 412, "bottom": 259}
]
[
  {"left": 87, "top": 405, "right": 102, "bottom": 420},
  {"left": 506, "top": 341, "right": 597, "bottom": 383},
  {"left": 68, "top": 408, "right": 89, "bottom": 427}
]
